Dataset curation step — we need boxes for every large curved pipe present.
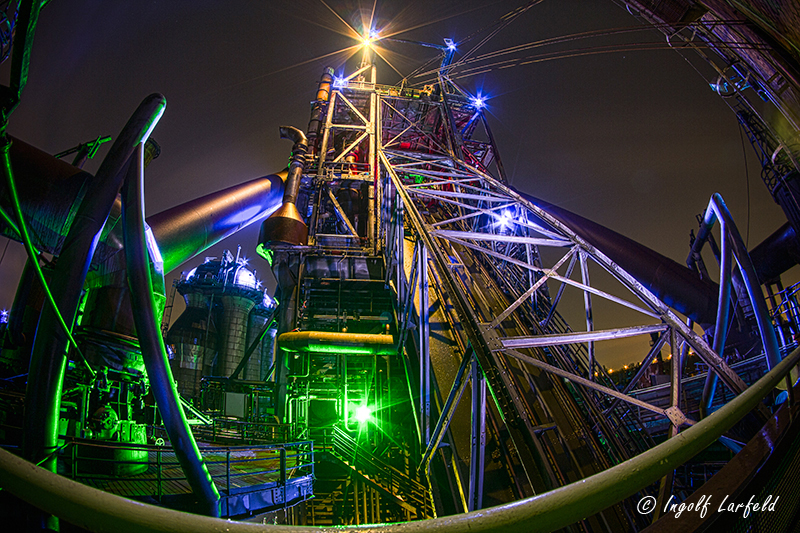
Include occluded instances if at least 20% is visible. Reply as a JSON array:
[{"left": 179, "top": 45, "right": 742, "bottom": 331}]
[
  {"left": 122, "top": 143, "right": 220, "bottom": 516},
  {"left": 22, "top": 94, "right": 166, "bottom": 480},
  {"left": 520, "top": 192, "right": 720, "bottom": 326},
  {"left": 256, "top": 126, "right": 309, "bottom": 246},
  {"left": 749, "top": 222, "right": 800, "bottom": 283},
  {"left": 279, "top": 126, "right": 308, "bottom": 206},
  {"left": 147, "top": 169, "right": 286, "bottom": 274}
]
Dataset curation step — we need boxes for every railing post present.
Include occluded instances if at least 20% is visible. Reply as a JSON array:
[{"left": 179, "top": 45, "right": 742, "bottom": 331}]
[
  {"left": 70, "top": 441, "right": 77, "bottom": 480},
  {"left": 156, "top": 447, "right": 162, "bottom": 503},
  {"left": 226, "top": 450, "right": 231, "bottom": 496},
  {"left": 280, "top": 447, "right": 286, "bottom": 487}
]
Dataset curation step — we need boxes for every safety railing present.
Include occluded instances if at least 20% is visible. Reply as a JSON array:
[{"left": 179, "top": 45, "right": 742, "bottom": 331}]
[
  {"left": 191, "top": 418, "right": 294, "bottom": 445},
  {"left": 57, "top": 437, "right": 313, "bottom": 506}
]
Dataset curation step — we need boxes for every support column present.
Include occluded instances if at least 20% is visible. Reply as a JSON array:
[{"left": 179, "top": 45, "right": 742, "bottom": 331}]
[
  {"left": 468, "top": 355, "right": 486, "bottom": 511},
  {"left": 418, "top": 243, "right": 430, "bottom": 446}
]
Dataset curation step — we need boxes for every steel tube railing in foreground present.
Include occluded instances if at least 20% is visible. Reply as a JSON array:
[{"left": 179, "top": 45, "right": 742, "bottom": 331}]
[{"left": 1, "top": 346, "right": 799, "bottom": 533}]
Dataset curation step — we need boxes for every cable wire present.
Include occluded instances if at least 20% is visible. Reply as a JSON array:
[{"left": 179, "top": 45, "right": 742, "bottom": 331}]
[
  {"left": 0, "top": 136, "right": 93, "bottom": 376},
  {"left": 738, "top": 123, "right": 752, "bottom": 247}
]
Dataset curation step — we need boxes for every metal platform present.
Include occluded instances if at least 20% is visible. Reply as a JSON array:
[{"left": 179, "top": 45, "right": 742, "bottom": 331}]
[{"left": 59, "top": 438, "right": 314, "bottom": 517}]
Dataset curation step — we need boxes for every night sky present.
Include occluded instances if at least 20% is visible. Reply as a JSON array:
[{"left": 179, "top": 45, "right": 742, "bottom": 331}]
[{"left": 0, "top": 1, "right": 792, "bottom": 369}]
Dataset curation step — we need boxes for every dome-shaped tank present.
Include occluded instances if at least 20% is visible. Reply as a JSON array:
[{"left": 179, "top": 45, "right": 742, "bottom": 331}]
[{"left": 165, "top": 247, "right": 275, "bottom": 401}]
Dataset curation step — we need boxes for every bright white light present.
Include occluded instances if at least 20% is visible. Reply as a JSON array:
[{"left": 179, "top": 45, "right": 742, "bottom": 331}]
[
  {"left": 333, "top": 76, "right": 347, "bottom": 89},
  {"left": 496, "top": 209, "right": 514, "bottom": 229},
  {"left": 233, "top": 267, "right": 257, "bottom": 289},
  {"left": 471, "top": 94, "right": 486, "bottom": 109},
  {"left": 186, "top": 267, "right": 198, "bottom": 280},
  {"left": 354, "top": 405, "right": 372, "bottom": 423},
  {"left": 0, "top": 309, "right": 8, "bottom": 324},
  {"left": 444, "top": 38, "right": 456, "bottom": 51},
  {"left": 362, "top": 29, "right": 381, "bottom": 47}
]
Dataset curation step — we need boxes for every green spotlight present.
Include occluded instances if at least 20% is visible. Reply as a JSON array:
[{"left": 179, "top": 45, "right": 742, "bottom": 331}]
[{"left": 354, "top": 405, "right": 372, "bottom": 424}]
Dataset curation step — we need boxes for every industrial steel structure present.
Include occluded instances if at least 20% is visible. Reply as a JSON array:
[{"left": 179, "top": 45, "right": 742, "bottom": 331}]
[{"left": 1, "top": 1, "right": 800, "bottom": 532}]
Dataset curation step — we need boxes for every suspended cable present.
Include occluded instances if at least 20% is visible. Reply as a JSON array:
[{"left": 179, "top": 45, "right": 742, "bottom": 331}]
[
  {"left": 450, "top": 0, "right": 546, "bottom": 70},
  {"left": 408, "top": 19, "right": 761, "bottom": 86},
  {"left": 738, "top": 123, "right": 752, "bottom": 247},
  {"left": 412, "top": 39, "right": 770, "bottom": 87},
  {"left": 0, "top": 137, "right": 93, "bottom": 376}
]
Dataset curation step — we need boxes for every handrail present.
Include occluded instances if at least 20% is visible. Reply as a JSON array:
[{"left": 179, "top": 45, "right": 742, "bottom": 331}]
[
  {"left": 2, "top": 345, "right": 798, "bottom": 532},
  {"left": 331, "top": 427, "right": 428, "bottom": 502},
  {"left": 58, "top": 438, "right": 314, "bottom": 504}
]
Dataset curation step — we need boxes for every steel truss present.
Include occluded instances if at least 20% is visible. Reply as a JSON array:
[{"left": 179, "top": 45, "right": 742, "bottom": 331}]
[{"left": 365, "top": 58, "right": 778, "bottom": 524}]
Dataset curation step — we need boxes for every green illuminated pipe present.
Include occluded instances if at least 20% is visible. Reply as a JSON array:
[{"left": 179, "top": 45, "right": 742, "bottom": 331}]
[
  {"left": 1, "top": 343, "right": 797, "bottom": 533},
  {"left": 22, "top": 94, "right": 166, "bottom": 479},
  {"left": 279, "top": 330, "right": 396, "bottom": 355}
]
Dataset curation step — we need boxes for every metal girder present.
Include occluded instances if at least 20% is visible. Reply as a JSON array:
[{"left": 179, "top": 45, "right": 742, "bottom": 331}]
[
  {"left": 381, "top": 150, "right": 545, "bottom": 494},
  {"left": 488, "top": 247, "right": 577, "bottom": 329},
  {"left": 500, "top": 324, "right": 669, "bottom": 349},
  {"left": 503, "top": 348, "right": 683, "bottom": 421},
  {"left": 380, "top": 126, "right": 760, "bottom": 506},
  {"left": 468, "top": 355, "right": 486, "bottom": 512}
]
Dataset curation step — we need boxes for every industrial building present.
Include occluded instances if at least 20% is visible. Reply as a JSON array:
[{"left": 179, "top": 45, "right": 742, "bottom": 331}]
[{"left": 1, "top": 1, "right": 800, "bottom": 531}]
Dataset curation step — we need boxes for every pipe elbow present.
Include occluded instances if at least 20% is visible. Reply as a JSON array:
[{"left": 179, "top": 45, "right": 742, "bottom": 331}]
[{"left": 279, "top": 126, "right": 308, "bottom": 147}]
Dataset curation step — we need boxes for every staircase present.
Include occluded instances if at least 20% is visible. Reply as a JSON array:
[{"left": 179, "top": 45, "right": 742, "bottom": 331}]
[{"left": 329, "top": 426, "right": 433, "bottom": 520}]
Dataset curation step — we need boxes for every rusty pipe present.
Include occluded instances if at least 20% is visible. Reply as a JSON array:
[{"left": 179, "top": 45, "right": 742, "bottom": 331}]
[
  {"left": 306, "top": 67, "right": 334, "bottom": 158},
  {"left": 279, "top": 125, "right": 307, "bottom": 206},
  {"left": 256, "top": 127, "right": 309, "bottom": 246}
]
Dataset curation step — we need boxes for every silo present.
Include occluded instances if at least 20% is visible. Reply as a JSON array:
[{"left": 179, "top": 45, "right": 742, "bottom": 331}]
[
  {"left": 216, "top": 263, "right": 262, "bottom": 377},
  {"left": 166, "top": 268, "right": 221, "bottom": 400}
]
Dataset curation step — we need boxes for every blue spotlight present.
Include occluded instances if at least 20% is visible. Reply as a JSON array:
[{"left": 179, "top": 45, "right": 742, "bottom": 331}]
[
  {"left": 471, "top": 93, "right": 486, "bottom": 109},
  {"left": 495, "top": 209, "right": 514, "bottom": 230}
]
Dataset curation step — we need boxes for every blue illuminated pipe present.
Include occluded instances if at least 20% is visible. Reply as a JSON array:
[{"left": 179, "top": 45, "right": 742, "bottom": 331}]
[
  {"left": 749, "top": 222, "right": 800, "bottom": 283},
  {"left": 146, "top": 169, "right": 287, "bottom": 274},
  {"left": 122, "top": 143, "right": 221, "bottom": 516}
]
